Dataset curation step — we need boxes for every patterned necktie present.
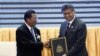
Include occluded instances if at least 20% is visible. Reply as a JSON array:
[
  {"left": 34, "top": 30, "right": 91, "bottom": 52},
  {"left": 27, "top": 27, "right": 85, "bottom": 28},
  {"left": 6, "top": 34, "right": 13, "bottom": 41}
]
[{"left": 30, "top": 28, "right": 37, "bottom": 42}]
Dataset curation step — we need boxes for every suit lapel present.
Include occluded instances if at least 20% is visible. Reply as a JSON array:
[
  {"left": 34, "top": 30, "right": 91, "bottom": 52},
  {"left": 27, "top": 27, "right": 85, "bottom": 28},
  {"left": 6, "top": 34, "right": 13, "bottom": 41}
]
[
  {"left": 69, "top": 18, "right": 77, "bottom": 30},
  {"left": 22, "top": 24, "right": 35, "bottom": 40},
  {"left": 33, "top": 27, "right": 38, "bottom": 40},
  {"left": 65, "top": 18, "right": 77, "bottom": 39}
]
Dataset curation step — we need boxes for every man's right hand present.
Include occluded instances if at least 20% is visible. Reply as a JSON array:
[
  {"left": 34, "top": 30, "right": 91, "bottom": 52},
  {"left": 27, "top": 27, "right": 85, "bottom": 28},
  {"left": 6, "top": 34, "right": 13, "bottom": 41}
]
[{"left": 43, "top": 40, "right": 50, "bottom": 48}]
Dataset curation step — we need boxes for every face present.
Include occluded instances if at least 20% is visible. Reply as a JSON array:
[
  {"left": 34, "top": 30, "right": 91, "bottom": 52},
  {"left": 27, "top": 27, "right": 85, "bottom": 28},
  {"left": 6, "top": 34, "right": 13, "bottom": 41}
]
[
  {"left": 27, "top": 13, "right": 37, "bottom": 27},
  {"left": 63, "top": 9, "right": 75, "bottom": 21}
]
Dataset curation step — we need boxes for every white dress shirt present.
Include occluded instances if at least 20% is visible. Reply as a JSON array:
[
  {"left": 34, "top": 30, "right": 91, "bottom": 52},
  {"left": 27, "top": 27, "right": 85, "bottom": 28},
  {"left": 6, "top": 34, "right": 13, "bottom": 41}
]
[
  {"left": 67, "top": 16, "right": 75, "bottom": 28},
  {"left": 25, "top": 22, "right": 37, "bottom": 42}
]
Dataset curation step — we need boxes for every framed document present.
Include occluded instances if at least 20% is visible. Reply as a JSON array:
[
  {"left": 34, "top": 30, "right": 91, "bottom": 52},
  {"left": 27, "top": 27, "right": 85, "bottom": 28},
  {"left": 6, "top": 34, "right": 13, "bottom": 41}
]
[{"left": 51, "top": 37, "right": 68, "bottom": 56}]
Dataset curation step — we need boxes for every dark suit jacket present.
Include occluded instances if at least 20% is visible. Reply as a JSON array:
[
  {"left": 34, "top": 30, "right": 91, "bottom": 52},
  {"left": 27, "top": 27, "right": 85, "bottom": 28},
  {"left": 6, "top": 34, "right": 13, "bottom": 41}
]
[
  {"left": 16, "top": 23, "right": 43, "bottom": 56},
  {"left": 59, "top": 18, "right": 88, "bottom": 56}
]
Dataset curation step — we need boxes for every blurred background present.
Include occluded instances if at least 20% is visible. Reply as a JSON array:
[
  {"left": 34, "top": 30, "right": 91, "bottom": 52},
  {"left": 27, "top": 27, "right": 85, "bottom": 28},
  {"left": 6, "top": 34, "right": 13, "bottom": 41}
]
[
  {"left": 0, "top": 0, "right": 100, "bottom": 28},
  {"left": 0, "top": 0, "right": 100, "bottom": 56}
]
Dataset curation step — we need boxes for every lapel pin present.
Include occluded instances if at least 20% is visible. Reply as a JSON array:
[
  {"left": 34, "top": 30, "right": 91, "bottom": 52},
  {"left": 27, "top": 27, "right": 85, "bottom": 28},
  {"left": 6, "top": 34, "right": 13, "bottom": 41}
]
[{"left": 71, "top": 26, "right": 73, "bottom": 29}]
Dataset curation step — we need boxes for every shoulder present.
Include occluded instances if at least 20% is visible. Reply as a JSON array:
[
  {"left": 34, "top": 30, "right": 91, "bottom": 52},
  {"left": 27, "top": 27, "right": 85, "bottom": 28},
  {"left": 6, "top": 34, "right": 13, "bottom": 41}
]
[
  {"left": 61, "top": 21, "right": 67, "bottom": 26},
  {"left": 77, "top": 19, "right": 84, "bottom": 24},
  {"left": 60, "top": 21, "right": 67, "bottom": 28},
  {"left": 75, "top": 18, "right": 87, "bottom": 29},
  {"left": 16, "top": 24, "right": 25, "bottom": 32},
  {"left": 76, "top": 18, "right": 86, "bottom": 26}
]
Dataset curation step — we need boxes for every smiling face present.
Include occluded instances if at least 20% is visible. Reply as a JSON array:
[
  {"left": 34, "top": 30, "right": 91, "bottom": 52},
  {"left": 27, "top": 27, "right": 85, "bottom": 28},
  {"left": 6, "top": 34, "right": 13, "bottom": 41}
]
[{"left": 63, "top": 8, "right": 75, "bottom": 22}]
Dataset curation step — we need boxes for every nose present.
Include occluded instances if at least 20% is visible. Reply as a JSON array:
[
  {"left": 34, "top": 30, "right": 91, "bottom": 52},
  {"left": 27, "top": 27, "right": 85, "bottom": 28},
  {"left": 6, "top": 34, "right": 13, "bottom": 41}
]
[{"left": 66, "top": 14, "right": 70, "bottom": 17}]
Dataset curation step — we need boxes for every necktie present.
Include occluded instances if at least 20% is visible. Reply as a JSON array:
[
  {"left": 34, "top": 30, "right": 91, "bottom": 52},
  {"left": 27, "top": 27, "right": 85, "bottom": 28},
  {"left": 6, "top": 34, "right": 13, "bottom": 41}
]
[
  {"left": 30, "top": 28, "right": 37, "bottom": 42},
  {"left": 67, "top": 23, "right": 70, "bottom": 29},
  {"left": 65, "top": 23, "right": 70, "bottom": 37}
]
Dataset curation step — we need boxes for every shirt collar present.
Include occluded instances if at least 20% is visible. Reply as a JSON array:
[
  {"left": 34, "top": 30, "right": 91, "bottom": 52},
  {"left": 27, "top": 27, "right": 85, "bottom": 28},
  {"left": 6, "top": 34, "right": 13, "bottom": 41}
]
[
  {"left": 67, "top": 16, "right": 75, "bottom": 27},
  {"left": 69, "top": 16, "right": 75, "bottom": 24}
]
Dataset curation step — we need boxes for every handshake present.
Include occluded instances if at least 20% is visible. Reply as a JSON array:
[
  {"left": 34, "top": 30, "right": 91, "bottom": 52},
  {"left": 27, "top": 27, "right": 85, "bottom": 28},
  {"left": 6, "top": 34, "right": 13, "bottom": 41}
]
[{"left": 43, "top": 40, "right": 50, "bottom": 48}]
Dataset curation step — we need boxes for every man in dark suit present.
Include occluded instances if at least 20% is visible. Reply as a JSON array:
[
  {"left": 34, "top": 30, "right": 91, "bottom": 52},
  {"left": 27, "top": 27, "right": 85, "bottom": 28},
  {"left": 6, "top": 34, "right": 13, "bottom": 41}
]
[
  {"left": 59, "top": 4, "right": 88, "bottom": 56},
  {"left": 16, "top": 10, "right": 48, "bottom": 56}
]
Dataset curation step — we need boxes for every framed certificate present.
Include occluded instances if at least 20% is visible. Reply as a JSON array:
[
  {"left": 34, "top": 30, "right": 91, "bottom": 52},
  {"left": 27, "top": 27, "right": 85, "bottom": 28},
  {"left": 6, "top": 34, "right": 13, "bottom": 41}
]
[{"left": 51, "top": 37, "right": 68, "bottom": 56}]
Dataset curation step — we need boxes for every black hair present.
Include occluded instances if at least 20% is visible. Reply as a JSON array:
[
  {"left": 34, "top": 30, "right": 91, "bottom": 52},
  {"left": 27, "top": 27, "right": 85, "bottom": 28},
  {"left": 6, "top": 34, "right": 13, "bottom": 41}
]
[
  {"left": 24, "top": 10, "right": 35, "bottom": 21},
  {"left": 61, "top": 4, "right": 74, "bottom": 12}
]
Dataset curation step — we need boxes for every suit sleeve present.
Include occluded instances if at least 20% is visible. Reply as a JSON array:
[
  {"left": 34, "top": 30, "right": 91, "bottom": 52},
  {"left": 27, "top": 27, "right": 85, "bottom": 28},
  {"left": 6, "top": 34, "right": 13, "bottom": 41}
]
[
  {"left": 16, "top": 29, "right": 43, "bottom": 50},
  {"left": 59, "top": 23, "right": 63, "bottom": 37},
  {"left": 68, "top": 23, "right": 87, "bottom": 56}
]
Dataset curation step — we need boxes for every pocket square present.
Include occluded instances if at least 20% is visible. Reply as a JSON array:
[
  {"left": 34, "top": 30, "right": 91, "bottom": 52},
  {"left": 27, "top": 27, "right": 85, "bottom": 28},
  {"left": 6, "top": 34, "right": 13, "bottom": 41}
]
[{"left": 36, "top": 34, "right": 40, "bottom": 40}]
